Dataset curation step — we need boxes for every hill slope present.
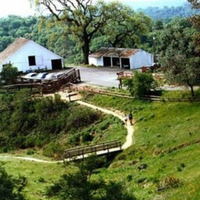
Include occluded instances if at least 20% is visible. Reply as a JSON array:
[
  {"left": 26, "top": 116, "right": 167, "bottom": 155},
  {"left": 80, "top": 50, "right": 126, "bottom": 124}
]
[{"left": 84, "top": 93, "right": 200, "bottom": 199}]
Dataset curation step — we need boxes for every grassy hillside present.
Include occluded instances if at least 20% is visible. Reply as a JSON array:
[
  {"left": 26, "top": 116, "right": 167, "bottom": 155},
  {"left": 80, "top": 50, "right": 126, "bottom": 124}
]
[
  {"left": 1, "top": 90, "right": 200, "bottom": 199},
  {"left": 83, "top": 93, "right": 200, "bottom": 199},
  {"left": 0, "top": 90, "right": 126, "bottom": 158}
]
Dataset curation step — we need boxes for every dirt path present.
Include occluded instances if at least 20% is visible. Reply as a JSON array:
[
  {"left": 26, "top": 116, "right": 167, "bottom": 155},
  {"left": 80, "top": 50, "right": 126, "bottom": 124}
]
[
  {"left": 0, "top": 92, "right": 135, "bottom": 163},
  {"left": 76, "top": 100, "right": 135, "bottom": 150}
]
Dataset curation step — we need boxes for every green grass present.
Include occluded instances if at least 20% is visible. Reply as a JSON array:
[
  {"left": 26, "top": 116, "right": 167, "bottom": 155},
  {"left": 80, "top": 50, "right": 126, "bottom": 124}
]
[
  {"left": 1, "top": 91, "right": 200, "bottom": 199},
  {"left": 83, "top": 93, "right": 200, "bottom": 199},
  {"left": 0, "top": 159, "right": 65, "bottom": 200}
]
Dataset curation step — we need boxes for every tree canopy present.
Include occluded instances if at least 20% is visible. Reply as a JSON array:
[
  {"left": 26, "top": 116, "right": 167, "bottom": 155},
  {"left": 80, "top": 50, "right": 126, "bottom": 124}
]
[
  {"left": 34, "top": 0, "right": 112, "bottom": 64},
  {"left": 33, "top": 0, "right": 151, "bottom": 64},
  {"left": 0, "top": 166, "right": 26, "bottom": 200},
  {"left": 158, "top": 18, "right": 200, "bottom": 96},
  {"left": 46, "top": 155, "right": 136, "bottom": 200}
]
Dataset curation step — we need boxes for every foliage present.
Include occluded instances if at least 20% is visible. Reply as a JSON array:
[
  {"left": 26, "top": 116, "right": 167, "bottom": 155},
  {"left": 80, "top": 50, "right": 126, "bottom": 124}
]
[
  {"left": 158, "top": 18, "right": 200, "bottom": 97},
  {"left": 124, "top": 71, "right": 157, "bottom": 98},
  {"left": 33, "top": 0, "right": 151, "bottom": 64},
  {"left": 0, "top": 15, "right": 37, "bottom": 52},
  {"left": 46, "top": 155, "right": 136, "bottom": 200},
  {"left": 0, "top": 165, "right": 26, "bottom": 200},
  {"left": 188, "top": 0, "right": 200, "bottom": 55},
  {"left": 0, "top": 91, "right": 101, "bottom": 152},
  {"left": 139, "top": 4, "right": 200, "bottom": 21},
  {"left": 101, "top": 4, "right": 151, "bottom": 48},
  {"left": 34, "top": 0, "right": 112, "bottom": 64},
  {"left": 83, "top": 93, "right": 200, "bottom": 200},
  {"left": 0, "top": 64, "right": 18, "bottom": 84}
]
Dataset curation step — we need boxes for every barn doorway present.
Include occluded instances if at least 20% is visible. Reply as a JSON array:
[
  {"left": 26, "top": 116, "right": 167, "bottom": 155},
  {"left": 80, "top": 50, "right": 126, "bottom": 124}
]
[
  {"left": 121, "top": 58, "right": 130, "bottom": 69},
  {"left": 51, "top": 59, "right": 62, "bottom": 70},
  {"left": 103, "top": 57, "right": 111, "bottom": 66},
  {"left": 112, "top": 57, "right": 120, "bottom": 67}
]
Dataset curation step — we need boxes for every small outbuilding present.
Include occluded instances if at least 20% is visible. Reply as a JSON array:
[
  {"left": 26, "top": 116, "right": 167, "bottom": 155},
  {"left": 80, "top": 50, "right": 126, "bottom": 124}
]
[
  {"left": 89, "top": 47, "right": 154, "bottom": 69},
  {"left": 0, "top": 37, "right": 63, "bottom": 73}
]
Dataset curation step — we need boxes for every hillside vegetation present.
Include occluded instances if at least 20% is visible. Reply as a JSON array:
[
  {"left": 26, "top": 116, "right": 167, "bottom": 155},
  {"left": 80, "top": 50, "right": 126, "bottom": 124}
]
[
  {"left": 83, "top": 92, "right": 200, "bottom": 200},
  {"left": 139, "top": 4, "right": 200, "bottom": 21},
  {"left": 0, "top": 90, "right": 126, "bottom": 158},
  {"left": 1, "top": 90, "right": 200, "bottom": 199}
]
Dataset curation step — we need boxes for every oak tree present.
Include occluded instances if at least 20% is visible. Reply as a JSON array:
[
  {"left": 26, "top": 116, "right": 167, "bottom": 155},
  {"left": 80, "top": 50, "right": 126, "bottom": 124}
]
[
  {"left": 33, "top": 0, "right": 114, "bottom": 64},
  {"left": 158, "top": 19, "right": 200, "bottom": 97},
  {"left": 103, "top": 4, "right": 151, "bottom": 48}
]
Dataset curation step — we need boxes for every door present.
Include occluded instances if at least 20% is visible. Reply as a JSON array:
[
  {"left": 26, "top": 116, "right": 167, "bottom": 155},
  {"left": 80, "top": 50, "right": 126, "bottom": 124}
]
[
  {"left": 51, "top": 59, "right": 62, "bottom": 70},
  {"left": 121, "top": 58, "right": 130, "bottom": 69},
  {"left": 103, "top": 57, "right": 111, "bottom": 67}
]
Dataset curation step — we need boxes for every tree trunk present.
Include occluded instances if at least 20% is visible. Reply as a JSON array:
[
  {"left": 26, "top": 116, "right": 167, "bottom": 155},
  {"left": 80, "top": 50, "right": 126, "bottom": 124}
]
[
  {"left": 82, "top": 44, "right": 89, "bottom": 64},
  {"left": 189, "top": 84, "right": 195, "bottom": 97},
  {"left": 82, "top": 33, "right": 90, "bottom": 64}
]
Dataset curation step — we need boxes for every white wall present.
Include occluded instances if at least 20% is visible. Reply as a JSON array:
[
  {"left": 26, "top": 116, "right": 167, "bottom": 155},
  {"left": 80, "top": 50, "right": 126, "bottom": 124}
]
[
  {"left": 130, "top": 50, "right": 154, "bottom": 69},
  {"left": 89, "top": 57, "right": 103, "bottom": 66},
  {"left": 0, "top": 41, "right": 63, "bottom": 72},
  {"left": 89, "top": 50, "right": 154, "bottom": 69}
]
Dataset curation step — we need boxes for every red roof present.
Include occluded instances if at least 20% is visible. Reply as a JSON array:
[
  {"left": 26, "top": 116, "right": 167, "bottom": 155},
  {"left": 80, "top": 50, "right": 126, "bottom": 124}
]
[{"left": 89, "top": 47, "right": 139, "bottom": 58}]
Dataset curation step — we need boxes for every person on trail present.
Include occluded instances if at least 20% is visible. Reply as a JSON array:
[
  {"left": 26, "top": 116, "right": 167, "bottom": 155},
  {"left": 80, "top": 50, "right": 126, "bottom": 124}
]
[
  {"left": 124, "top": 114, "right": 128, "bottom": 125},
  {"left": 128, "top": 112, "right": 133, "bottom": 125}
]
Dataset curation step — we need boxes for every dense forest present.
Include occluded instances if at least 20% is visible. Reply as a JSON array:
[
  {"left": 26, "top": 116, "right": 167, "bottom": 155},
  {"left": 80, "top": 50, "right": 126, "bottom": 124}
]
[
  {"left": 0, "top": 3, "right": 198, "bottom": 64},
  {"left": 139, "top": 3, "right": 200, "bottom": 21}
]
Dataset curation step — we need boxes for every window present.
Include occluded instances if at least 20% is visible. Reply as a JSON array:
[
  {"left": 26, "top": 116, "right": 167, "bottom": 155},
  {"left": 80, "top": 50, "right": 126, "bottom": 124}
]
[{"left": 28, "top": 56, "right": 36, "bottom": 66}]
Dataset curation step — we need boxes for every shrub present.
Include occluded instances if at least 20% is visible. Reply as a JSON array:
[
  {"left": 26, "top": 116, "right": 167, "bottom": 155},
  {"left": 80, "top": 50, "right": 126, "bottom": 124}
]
[
  {"left": 0, "top": 64, "right": 18, "bottom": 84},
  {"left": 82, "top": 132, "right": 93, "bottom": 142},
  {"left": 127, "top": 175, "right": 133, "bottom": 182},
  {"left": 158, "top": 175, "right": 180, "bottom": 191},
  {"left": 124, "top": 71, "right": 157, "bottom": 99}
]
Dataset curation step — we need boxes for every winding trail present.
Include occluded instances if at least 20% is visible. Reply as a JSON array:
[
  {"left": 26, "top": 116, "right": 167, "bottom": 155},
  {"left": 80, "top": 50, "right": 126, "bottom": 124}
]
[{"left": 0, "top": 92, "right": 135, "bottom": 164}]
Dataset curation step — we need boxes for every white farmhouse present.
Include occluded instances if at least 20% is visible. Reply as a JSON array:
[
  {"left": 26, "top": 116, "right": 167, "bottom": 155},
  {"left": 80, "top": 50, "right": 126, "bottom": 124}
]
[
  {"left": 0, "top": 37, "right": 63, "bottom": 72},
  {"left": 89, "top": 47, "right": 154, "bottom": 69}
]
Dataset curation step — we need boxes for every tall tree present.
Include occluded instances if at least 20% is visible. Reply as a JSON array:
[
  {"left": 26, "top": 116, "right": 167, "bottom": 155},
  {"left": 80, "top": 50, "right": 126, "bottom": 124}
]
[
  {"left": 188, "top": 0, "right": 200, "bottom": 8},
  {"left": 34, "top": 0, "right": 114, "bottom": 64},
  {"left": 103, "top": 6, "right": 151, "bottom": 48},
  {"left": 188, "top": 0, "right": 200, "bottom": 55},
  {"left": 158, "top": 19, "right": 200, "bottom": 97}
]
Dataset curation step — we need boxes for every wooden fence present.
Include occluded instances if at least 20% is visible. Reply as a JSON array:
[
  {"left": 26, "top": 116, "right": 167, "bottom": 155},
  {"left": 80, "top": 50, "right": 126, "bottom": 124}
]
[
  {"left": 141, "top": 95, "right": 200, "bottom": 102},
  {"left": 0, "top": 68, "right": 81, "bottom": 94},
  {"left": 63, "top": 140, "right": 122, "bottom": 160}
]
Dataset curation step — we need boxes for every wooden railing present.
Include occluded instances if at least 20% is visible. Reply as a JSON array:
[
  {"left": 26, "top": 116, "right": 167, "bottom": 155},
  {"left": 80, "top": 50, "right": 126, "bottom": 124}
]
[
  {"left": 63, "top": 140, "right": 122, "bottom": 159},
  {"left": 141, "top": 95, "right": 200, "bottom": 102},
  {"left": 66, "top": 83, "right": 132, "bottom": 99},
  {"left": 117, "top": 71, "right": 133, "bottom": 79},
  {"left": 1, "top": 68, "right": 81, "bottom": 94},
  {"left": 42, "top": 68, "right": 81, "bottom": 93}
]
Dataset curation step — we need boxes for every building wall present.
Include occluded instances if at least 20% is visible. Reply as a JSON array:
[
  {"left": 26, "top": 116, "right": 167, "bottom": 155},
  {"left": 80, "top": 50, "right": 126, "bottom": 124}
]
[
  {"left": 130, "top": 50, "right": 154, "bottom": 69},
  {"left": 0, "top": 41, "right": 63, "bottom": 72},
  {"left": 89, "top": 50, "right": 154, "bottom": 69},
  {"left": 89, "top": 57, "right": 103, "bottom": 66}
]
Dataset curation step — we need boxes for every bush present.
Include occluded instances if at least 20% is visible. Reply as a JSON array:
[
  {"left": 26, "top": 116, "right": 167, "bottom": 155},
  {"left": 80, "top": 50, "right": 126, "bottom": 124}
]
[
  {"left": 0, "top": 92, "right": 101, "bottom": 153},
  {"left": 158, "top": 175, "right": 180, "bottom": 191},
  {"left": 124, "top": 71, "right": 157, "bottom": 99},
  {"left": 0, "top": 64, "right": 18, "bottom": 85}
]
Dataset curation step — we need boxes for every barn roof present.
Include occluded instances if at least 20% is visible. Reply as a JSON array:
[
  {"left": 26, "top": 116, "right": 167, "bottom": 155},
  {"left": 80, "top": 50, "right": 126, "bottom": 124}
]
[
  {"left": 0, "top": 37, "right": 30, "bottom": 64},
  {"left": 89, "top": 47, "right": 140, "bottom": 58}
]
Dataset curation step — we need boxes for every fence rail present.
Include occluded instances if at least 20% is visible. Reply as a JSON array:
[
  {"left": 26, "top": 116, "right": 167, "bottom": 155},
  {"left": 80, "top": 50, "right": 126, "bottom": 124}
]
[
  {"left": 63, "top": 140, "right": 122, "bottom": 159},
  {"left": 141, "top": 95, "right": 200, "bottom": 102},
  {"left": 1, "top": 68, "right": 81, "bottom": 94}
]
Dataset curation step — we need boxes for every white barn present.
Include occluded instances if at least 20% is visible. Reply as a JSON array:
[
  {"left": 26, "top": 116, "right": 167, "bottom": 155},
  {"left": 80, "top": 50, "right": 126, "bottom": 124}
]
[
  {"left": 89, "top": 47, "right": 154, "bottom": 69},
  {"left": 0, "top": 37, "right": 63, "bottom": 73}
]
